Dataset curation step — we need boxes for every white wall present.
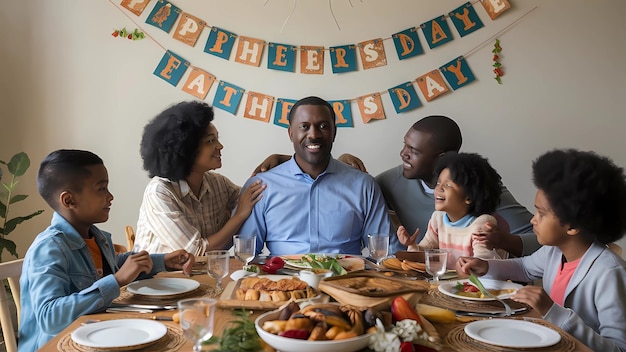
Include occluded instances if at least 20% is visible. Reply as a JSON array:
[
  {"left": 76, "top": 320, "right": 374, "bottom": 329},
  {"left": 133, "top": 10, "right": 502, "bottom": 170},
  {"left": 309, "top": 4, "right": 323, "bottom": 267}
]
[{"left": 1, "top": 0, "right": 625, "bottom": 258}]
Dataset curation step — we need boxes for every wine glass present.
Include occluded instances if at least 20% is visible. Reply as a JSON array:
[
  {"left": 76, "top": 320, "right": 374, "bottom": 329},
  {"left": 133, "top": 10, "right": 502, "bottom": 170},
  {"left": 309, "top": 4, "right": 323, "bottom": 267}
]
[
  {"left": 206, "top": 250, "right": 229, "bottom": 293},
  {"left": 425, "top": 249, "right": 448, "bottom": 283},
  {"left": 367, "top": 233, "right": 389, "bottom": 264},
  {"left": 233, "top": 234, "right": 256, "bottom": 266},
  {"left": 178, "top": 298, "right": 217, "bottom": 352}
]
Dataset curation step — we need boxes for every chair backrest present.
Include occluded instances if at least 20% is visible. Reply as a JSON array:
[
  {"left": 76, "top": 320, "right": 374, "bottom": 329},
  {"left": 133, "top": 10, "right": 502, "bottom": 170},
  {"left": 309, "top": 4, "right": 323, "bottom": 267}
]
[
  {"left": 608, "top": 243, "right": 622, "bottom": 257},
  {"left": 113, "top": 244, "right": 128, "bottom": 255},
  {"left": 125, "top": 226, "right": 135, "bottom": 251},
  {"left": 0, "top": 258, "right": 24, "bottom": 352}
]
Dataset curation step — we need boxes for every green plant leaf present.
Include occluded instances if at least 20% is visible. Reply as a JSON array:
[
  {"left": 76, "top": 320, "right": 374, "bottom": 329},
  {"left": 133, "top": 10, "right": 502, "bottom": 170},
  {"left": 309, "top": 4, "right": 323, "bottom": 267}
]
[
  {"left": 7, "top": 152, "right": 30, "bottom": 177},
  {"left": 0, "top": 238, "right": 18, "bottom": 259},
  {"left": 0, "top": 201, "right": 6, "bottom": 218},
  {"left": 10, "top": 194, "right": 27, "bottom": 204},
  {"left": 2, "top": 210, "right": 44, "bottom": 234}
]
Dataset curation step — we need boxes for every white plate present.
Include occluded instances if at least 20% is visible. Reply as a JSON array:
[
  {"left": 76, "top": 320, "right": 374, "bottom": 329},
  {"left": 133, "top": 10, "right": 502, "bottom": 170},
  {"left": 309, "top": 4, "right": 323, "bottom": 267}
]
[
  {"left": 464, "top": 319, "right": 561, "bottom": 348},
  {"left": 438, "top": 278, "right": 522, "bottom": 301},
  {"left": 126, "top": 277, "right": 200, "bottom": 297},
  {"left": 71, "top": 319, "right": 167, "bottom": 350},
  {"left": 255, "top": 306, "right": 370, "bottom": 352}
]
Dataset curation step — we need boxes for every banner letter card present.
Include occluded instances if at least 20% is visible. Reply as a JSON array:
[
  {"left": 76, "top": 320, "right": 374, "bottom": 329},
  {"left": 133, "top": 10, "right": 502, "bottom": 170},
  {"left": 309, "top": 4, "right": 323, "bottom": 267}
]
[
  {"left": 146, "top": 0, "right": 180, "bottom": 33},
  {"left": 358, "top": 39, "right": 387, "bottom": 70},
  {"left": 153, "top": 50, "right": 188, "bottom": 86},
  {"left": 120, "top": 0, "right": 151, "bottom": 16},
  {"left": 449, "top": 2, "right": 484, "bottom": 37},
  {"left": 421, "top": 16, "right": 454, "bottom": 49},
  {"left": 480, "top": 0, "right": 511, "bottom": 20},
  {"left": 235, "top": 37, "right": 266, "bottom": 67},
  {"left": 244, "top": 92, "right": 274, "bottom": 122},
  {"left": 392, "top": 28, "right": 424, "bottom": 60},
  {"left": 416, "top": 70, "right": 449, "bottom": 102},
  {"left": 268, "top": 43, "right": 296, "bottom": 72},
  {"left": 331, "top": 100, "right": 353, "bottom": 127},
  {"left": 173, "top": 13, "right": 205, "bottom": 47},
  {"left": 181, "top": 67, "right": 215, "bottom": 99},
  {"left": 439, "top": 56, "right": 475, "bottom": 90},
  {"left": 330, "top": 45, "right": 357, "bottom": 73},
  {"left": 204, "top": 27, "right": 237, "bottom": 60},
  {"left": 388, "top": 82, "right": 422, "bottom": 113},
  {"left": 357, "top": 93, "right": 385, "bottom": 123},
  {"left": 273, "top": 99, "right": 296, "bottom": 128},
  {"left": 300, "top": 46, "right": 324, "bottom": 74},
  {"left": 213, "top": 81, "right": 244, "bottom": 115}
]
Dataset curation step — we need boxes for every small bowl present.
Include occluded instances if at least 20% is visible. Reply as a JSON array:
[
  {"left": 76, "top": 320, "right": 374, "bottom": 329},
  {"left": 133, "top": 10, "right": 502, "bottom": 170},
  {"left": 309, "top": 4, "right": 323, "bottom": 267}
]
[
  {"left": 230, "top": 269, "right": 257, "bottom": 281},
  {"left": 298, "top": 269, "right": 333, "bottom": 289},
  {"left": 255, "top": 307, "right": 370, "bottom": 352}
]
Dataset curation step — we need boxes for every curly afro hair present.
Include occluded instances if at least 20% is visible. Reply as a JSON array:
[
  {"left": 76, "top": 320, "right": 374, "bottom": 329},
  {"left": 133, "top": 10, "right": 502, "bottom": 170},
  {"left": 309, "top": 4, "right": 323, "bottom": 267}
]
[
  {"left": 140, "top": 101, "right": 214, "bottom": 181},
  {"left": 532, "top": 149, "right": 626, "bottom": 244},
  {"left": 434, "top": 152, "right": 503, "bottom": 217}
]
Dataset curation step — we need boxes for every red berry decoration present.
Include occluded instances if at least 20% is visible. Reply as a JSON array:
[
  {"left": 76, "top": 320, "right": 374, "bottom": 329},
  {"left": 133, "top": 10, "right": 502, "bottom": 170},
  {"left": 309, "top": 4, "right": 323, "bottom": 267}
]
[
  {"left": 111, "top": 30, "right": 119, "bottom": 37},
  {"left": 492, "top": 39, "right": 504, "bottom": 84}
]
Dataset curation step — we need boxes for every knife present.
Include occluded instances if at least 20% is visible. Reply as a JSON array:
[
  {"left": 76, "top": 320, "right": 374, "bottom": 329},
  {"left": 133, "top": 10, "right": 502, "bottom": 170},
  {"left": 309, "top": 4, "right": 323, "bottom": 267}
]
[
  {"left": 109, "top": 303, "right": 177, "bottom": 310},
  {"left": 454, "top": 306, "right": 527, "bottom": 317}
]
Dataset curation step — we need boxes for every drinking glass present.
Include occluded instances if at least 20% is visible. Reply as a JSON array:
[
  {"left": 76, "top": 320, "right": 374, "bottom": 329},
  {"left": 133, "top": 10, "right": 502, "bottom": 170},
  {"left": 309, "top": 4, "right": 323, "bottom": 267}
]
[
  {"left": 425, "top": 249, "right": 448, "bottom": 283},
  {"left": 206, "top": 250, "right": 229, "bottom": 293},
  {"left": 178, "top": 298, "right": 217, "bottom": 352},
  {"left": 233, "top": 235, "right": 256, "bottom": 266},
  {"left": 367, "top": 233, "right": 389, "bottom": 264}
]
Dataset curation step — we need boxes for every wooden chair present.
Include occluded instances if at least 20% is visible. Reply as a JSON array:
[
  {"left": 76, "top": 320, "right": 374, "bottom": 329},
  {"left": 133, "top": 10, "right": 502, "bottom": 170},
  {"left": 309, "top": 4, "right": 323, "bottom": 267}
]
[
  {"left": 125, "top": 226, "right": 135, "bottom": 252},
  {"left": 0, "top": 258, "right": 24, "bottom": 352},
  {"left": 608, "top": 243, "right": 622, "bottom": 257},
  {"left": 113, "top": 244, "right": 127, "bottom": 255}
]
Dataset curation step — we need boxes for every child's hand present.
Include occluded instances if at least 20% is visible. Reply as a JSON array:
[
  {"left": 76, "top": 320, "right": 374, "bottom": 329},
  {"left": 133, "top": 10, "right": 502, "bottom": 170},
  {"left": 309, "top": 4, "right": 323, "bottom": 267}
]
[
  {"left": 472, "top": 222, "right": 505, "bottom": 249},
  {"left": 455, "top": 256, "right": 488, "bottom": 277},
  {"left": 397, "top": 225, "right": 419, "bottom": 247},
  {"left": 115, "top": 251, "right": 153, "bottom": 286},
  {"left": 511, "top": 285, "right": 554, "bottom": 316},
  {"left": 164, "top": 249, "right": 194, "bottom": 276}
]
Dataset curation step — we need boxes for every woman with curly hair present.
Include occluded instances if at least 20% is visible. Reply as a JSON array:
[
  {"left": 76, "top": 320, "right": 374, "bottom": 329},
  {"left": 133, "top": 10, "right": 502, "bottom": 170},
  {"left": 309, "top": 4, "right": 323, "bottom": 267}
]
[
  {"left": 397, "top": 152, "right": 507, "bottom": 265},
  {"left": 457, "top": 149, "right": 626, "bottom": 351},
  {"left": 133, "top": 101, "right": 265, "bottom": 255}
]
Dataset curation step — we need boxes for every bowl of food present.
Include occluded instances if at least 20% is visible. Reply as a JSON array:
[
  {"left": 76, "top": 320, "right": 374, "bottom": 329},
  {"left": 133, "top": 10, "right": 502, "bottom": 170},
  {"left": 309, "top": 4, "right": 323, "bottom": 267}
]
[{"left": 255, "top": 303, "right": 371, "bottom": 352}]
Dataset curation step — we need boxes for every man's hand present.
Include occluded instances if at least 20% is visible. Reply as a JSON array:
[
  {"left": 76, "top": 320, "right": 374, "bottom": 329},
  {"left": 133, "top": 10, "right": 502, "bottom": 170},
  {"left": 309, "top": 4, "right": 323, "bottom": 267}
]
[
  {"left": 337, "top": 153, "right": 367, "bottom": 172},
  {"left": 115, "top": 251, "right": 153, "bottom": 286},
  {"left": 252, "top": 154, "right": 291, "bottom": 176},
  {"left": 165, "top": 249, "right": 194, "bottom": 276}
]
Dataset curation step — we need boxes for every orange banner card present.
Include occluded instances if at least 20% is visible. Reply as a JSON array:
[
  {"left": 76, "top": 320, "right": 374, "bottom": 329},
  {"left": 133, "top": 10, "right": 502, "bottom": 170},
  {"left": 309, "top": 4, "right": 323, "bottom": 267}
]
[
  {"left": 235, "top": 36, "right": 266, "bottom": 67},
  {"left": 244, "top": 92, "right": 275, "bottom": 123},
  {"left": 416, "top": 70, "right": 449, "bottom": 102},
  {"left": 480, "top": 0, "right": 511, "bottom": 20},
  {"left": 300, "top": 46, "right": 325, "bottom": 74},
  {"left": 120, "top": 0, "right": 151, "bottom": 16},
  {"left": 358, "top": 38, "right": 387, "bottom": 70},
  {"left": 356, "top": 93, "right": 386, "bottom": 124},
  {"left": 181, "top": 67, "right": 215, "bottom": 99},
  {"left": 173, "top": 13, "right": 205, "bottom": 47}
]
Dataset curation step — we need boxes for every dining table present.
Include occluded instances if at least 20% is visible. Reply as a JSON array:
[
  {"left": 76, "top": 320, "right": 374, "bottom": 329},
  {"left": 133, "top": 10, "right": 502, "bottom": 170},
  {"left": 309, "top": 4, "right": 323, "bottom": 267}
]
[{"left": 39, "top": 256, "right": 594, "bottom": 352}]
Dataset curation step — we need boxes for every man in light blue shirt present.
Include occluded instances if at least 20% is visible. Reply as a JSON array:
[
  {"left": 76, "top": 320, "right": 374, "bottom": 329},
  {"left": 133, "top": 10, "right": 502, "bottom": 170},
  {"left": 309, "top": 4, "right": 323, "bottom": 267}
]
[{"left": 238, "top": 96, "right": 392, "bottom": 255}]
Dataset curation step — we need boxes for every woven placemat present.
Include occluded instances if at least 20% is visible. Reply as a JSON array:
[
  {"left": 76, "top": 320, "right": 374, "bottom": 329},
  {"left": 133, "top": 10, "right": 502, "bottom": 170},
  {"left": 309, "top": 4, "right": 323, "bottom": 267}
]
[
  {"left": 420, "top": 288, "right": 528, "bottom": 313},
  {"left": 114, "top": 283, "right": 219, "bottom": 306},
  {"left": 57, "top": 322, "right": 185, "bottom": 351},
  {"left": 445, "top": 319, "right": 576, "bottom": 352}
]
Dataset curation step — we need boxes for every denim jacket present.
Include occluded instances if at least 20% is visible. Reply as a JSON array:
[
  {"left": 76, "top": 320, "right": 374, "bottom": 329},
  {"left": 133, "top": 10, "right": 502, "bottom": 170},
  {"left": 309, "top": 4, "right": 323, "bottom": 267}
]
[{"left": 18, "top": 212, "right": 166, "bottom": 351}]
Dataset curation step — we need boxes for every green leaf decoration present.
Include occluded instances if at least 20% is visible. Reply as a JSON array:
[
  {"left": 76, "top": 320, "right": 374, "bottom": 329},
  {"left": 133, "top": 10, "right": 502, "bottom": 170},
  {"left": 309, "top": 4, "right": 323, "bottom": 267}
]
[
  {"left": 0, "top": 238, "right": 17, "bottom": 259},
  {"left": 7, "top": 152, "right": 30, "bottom": 177}
]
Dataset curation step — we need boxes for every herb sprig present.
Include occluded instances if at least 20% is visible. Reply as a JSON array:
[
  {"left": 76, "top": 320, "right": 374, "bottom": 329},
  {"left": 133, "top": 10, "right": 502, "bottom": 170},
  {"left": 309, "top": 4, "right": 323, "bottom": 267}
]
[{"left": 206, "top": 309, "right": 262, "bottom": 352}]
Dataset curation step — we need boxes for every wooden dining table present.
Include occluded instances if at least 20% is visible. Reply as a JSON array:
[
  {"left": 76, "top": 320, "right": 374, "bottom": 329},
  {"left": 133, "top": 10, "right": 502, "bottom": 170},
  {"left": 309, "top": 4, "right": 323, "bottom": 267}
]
[{"left": 39, "top": 257, "right": 593, "bottom": 352}]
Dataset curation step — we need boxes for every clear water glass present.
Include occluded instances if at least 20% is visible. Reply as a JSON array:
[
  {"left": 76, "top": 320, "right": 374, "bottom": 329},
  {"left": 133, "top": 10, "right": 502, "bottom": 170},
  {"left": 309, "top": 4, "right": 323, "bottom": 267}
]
[
  {"left": 233, "top": 234, "right": 256, "bottom": 265},
  {"left": 368, "top": 233, "right": 389, "bottom": 264},
  {"left": 425, "top": 249, "right": 448, "bottom": 283},
  {"left": 206, "top": 250, "right": 229, "bottom": 293},
  {"left": 178, "top": 298, "right": 217, "bottom": 352}
]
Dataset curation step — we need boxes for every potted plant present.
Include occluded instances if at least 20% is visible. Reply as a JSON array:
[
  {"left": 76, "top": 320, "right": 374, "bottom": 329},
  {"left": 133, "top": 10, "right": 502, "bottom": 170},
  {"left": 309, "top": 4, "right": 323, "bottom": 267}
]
[{"left": 0, "top": 152, "right": 44, "bottom": 262}]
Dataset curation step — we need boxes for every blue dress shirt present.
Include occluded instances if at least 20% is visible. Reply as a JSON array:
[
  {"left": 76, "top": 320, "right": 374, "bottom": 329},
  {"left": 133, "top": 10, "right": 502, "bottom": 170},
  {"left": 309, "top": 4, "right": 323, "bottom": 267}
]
[
  {"left": 238, "top": 157, "right": 392, "bottom": 256},
  {"left": 18, "top": 212, "right": 166, "bottom": 351}
]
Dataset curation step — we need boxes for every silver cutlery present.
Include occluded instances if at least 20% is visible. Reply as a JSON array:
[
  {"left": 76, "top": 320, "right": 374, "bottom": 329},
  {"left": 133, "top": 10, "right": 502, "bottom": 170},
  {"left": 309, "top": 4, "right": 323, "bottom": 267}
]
[
  {"left": 469, "top": 273, "right": 513, "bottom": 316},
  {"left": 109, "top": 303, "right": 177, "bottom": 310},
  {"left": 454, "top": 306, "right": 527, "bottom": 317}
]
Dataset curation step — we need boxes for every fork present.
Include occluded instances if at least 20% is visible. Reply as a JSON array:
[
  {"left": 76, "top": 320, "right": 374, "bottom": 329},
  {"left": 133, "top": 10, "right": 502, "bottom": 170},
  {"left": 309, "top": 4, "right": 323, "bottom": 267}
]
[{"left": 469, "top": 273, "right": 513, "bottom": 316}]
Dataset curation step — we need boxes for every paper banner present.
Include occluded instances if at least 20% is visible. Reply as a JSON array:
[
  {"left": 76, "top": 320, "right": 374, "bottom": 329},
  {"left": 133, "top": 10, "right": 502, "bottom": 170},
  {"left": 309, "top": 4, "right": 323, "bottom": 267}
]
[
  {"left": 273, "top": 99, "right": 296, "bottom": 128},
  {"left": 235, "top": 36, "right": 266, "bottom": 67},
  {"left": 146, "top": 0, "right": 180, "bottom": 33},
  {"left": 439, "top": 56, "right": 475, "bottom": 90},
  {"left": 416, "top": 70, "right": 449, "bottom": 102},
  {"left": 244, "top": 92, "right": 274, "bottom": 123},
  {"left": 204, "top": 27, "right": 237, "bottom": 60},
  {"left": 358, "top": 39, "right": 387, "bottom": 70},
  {"left": 213, "top": 81, "right": 244, "bottom": 115},
  {"left": 181, "top": 67, "right": 215, "bottom": 99},
  {"left": 120, "top": 0, "right": 151, "bottom": 16},
  {"left": 421, "top": 16, "right": 454, "bottom": 49},
  {"left": 300, "top": 46, "right": 324, "bottom": 74},
  {"left": 330, "top": 45, "right": 357, "bottom": 74},
  {"left": 153, "top": 50, "right": 188, "bottom": 86},
  {"left": 392, "top": 28, "right": 424, "bottom": 60},
  {"left": 388, "top": 82, "right": 422, "bottom": 113},
  {"left": 481, "top": 0, "right": 511, "bottom": 20},
  {"left": 330, "top": 100, "right": 353, "bottom": 128},
  {"left": 268, "top": 43, "right": 297, "bottom": 72},
  {"left": 173, "top": 12, "right": 205, "bottom": 47},
  {"left": 449, "top": 2, "right": 484, "bottom": 37},
  {"left": 357, "top": 93, "right": 385, "bottom": 123}
]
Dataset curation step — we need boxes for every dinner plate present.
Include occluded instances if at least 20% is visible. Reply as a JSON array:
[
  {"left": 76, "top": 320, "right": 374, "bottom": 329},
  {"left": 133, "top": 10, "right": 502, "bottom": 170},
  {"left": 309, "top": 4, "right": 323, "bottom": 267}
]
[
  {"left": 464, "top": 319, "right": 561, "bottom": 348},
  {"left": 281, "top": 254, "right": 348, "bottom": 269},
  {"left": 71, "top": 319, "right": 167, "bottom": 350},
  {"left": 438, "top": 278, "right": 522, "bottom": 301},
  {"left": 126, "top": 277, "right": 200, "bottom": 297}
]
